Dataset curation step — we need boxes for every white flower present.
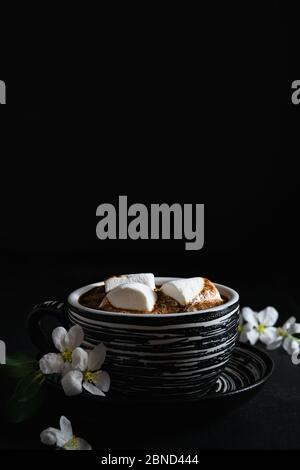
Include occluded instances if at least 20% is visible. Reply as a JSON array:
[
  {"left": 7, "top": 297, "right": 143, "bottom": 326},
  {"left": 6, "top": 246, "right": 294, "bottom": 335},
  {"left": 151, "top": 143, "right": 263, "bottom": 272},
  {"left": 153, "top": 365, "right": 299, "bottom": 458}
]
[
  {"left": 39, "top": 325, "right": 84, "bottom": 375},
  {"left": 241, "top": 306, "right": 278, "bottom": 346},
  {"left": 41, "top": 416, "right": 91, "bottom": 450},
  {"left": 238, "top": 315, "right": 253, "bottom": 343},
  {"left": 284, "top": 337, "right": 300, "bottom": 356},
  {"left": 61, "top": 343, "right": 110, "bottom": 397},
  {"left": 267, "top": 317, "right": 300, "bottom": 353}
]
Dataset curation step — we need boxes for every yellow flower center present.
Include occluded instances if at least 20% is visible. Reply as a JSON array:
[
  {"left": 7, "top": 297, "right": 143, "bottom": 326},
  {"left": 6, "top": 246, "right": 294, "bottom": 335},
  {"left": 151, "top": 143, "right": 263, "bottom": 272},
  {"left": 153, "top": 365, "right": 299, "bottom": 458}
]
[
  {"left": 83, "top": 370, "right": 95, "bottom": 384},
  {"left": 256, "top": 323, "right": 265, "bottom": 333},
  {"left": 64, "top": 436, "right": 78, "bottom": 449},
  {"left": 61, "top": 350, "right": 72, "bottom": 363},
  {"left": 277, "top": 327, "right": 286, "bottom": 337}
]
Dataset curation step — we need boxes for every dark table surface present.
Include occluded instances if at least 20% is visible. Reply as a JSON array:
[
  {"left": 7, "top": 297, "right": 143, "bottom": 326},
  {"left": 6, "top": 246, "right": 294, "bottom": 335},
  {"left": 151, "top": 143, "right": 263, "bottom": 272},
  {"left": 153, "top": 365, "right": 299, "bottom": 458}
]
[{"left": 1, "top": 255, "right": 300, "bottom": 451}]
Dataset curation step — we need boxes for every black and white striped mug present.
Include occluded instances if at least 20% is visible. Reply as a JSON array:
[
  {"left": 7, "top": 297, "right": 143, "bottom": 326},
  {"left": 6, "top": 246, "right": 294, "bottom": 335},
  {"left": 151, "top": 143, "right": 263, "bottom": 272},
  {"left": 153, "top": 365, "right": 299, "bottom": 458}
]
[{"left": 28, "top": 277, "right": 239, "bottom": 400}]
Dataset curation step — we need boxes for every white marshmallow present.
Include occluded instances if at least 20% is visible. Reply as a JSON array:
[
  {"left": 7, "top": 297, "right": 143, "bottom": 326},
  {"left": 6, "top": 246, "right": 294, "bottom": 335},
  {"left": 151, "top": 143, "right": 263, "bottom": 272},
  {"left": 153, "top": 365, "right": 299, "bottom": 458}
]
[
  {"left": 107, "top": 282, "right": 157, "bottom": 312},
  {"left": 105, "top": 273, "right": 155, "bottom": 293},
  {"left": 161, "top": 277, "right": 205, "bottom": 305}
]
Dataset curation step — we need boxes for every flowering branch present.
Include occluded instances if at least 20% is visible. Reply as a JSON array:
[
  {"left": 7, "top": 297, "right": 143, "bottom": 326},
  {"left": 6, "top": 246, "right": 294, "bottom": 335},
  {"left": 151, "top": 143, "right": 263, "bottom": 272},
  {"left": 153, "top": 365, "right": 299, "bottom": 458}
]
[
  {"left": 39, "top": 325, "right": 110, "bottom": 397},
  {"left": 239, "top": 306, "right": 300, "bottom": 363}
]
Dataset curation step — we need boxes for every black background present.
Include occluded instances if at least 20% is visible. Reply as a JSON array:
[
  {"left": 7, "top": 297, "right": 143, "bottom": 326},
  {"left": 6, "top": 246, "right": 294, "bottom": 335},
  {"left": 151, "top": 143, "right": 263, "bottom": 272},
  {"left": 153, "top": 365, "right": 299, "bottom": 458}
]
[{"left": 1, "top": 1, "right": 300, "bottom": 451}]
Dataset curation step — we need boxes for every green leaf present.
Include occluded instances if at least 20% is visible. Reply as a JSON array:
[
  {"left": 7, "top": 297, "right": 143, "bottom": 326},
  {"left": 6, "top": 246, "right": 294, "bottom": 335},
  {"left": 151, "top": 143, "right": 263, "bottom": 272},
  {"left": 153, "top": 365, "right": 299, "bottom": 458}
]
[
  {"left": 13, "top": 373, "right": 42, "bottom": 402},
  {"left": 6, "top": 390, "right": 44, "bottom": 424},
  {"left": 0, "top": 354, "right": 38, "bottom": 379},
  {"left": 6, "top": 353, "right": 36, "bottom": 367},
  {"left": 4, "top": 373, "right": 45, "bottom": 423},
  {"left": 0, "top": 353, "right": 45, "bottom": 424}
]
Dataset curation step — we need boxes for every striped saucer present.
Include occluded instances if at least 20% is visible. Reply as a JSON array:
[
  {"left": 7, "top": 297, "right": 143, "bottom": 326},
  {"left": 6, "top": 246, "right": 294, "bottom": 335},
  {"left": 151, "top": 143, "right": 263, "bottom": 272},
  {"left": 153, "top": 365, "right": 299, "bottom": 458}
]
[{"left": 47, "top": 342, "right": 273, "bottom": 404}]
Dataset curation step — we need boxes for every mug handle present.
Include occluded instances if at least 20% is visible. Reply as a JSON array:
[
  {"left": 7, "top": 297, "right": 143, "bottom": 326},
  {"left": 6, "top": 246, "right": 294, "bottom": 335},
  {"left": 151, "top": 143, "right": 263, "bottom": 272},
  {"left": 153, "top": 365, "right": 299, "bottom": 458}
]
[{"left": 27, "top": 300, "right": 69, "bottom": 354}]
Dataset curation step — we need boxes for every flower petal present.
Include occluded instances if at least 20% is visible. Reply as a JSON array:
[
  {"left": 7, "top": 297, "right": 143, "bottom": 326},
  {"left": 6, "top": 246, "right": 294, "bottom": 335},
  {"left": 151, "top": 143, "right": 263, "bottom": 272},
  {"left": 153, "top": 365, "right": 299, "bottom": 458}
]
[
  {"left": 60, "top": 416, "right": 73, "bottom": 442},
  {"left": 40, "top": 428, "right": 59, "bottom": 446},
  {"left": 267, "top": 338, "right": 282, "bottom": 350},
  {"left": 55, "top": 431, "right": 70, "bottom": 448},
  {"left": 283, "top": 337, "right": 291, "bottom": 353},
  {"left": 39, "top": 353, "right": 64, "bottom": 375},
  {"left": 93, "top": 370, "right": 111, "bottom": 392},
  {"left": 289, "top": 323, "right": 300, "bottom": 335},
  {"left": 283, "top": 337, "right": 300, "bottom": 355},
  {"left": 239, "top": 322, "right": 253, "bottom": 343},
  {"left": 290, "top": 341, "right": 300, "bottom": 354},
  {"left": 246, "top": 329, "right": 259, "bottom": 345},
  {"left": 87, "top": 343, "right": 107, "bottom": 371},
  {"left": 61, "top": 370, "right": 83, "bottom": 396},
  {"left": 52, "top": 327, "right": 68, "bottom": 352},
  {"left": 63, "top": 325, "right": 84, "bottom": 351},
  {"left": 242, "top": 307, "right": 258, "bottom": 326},
  {"left": 239, "top": 330, "right": 248, "bottom": 343},
  {"left": 292, "top": 350, "right": 300, "bottom": 365},
  {"left": 282, "top": 317, "right": 296, "bottom": 331},
  {"left": 257, "top": 306, "right": 278, "bottom": 327},
  {"left": 83, "top": 381, "right": 106, "bottom": 396},
  {"left": 260, "top": 326, "right": 278, "bottom": 345},
  {"left": 72, "top": 347, "right": 88, "bottom": 372}
]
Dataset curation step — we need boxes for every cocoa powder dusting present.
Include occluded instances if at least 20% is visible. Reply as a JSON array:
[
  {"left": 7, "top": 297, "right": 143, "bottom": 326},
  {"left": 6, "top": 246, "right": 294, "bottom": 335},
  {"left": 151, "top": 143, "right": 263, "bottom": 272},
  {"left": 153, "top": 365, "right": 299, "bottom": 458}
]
[{"left": 79, "top": 282, "right": 225, "bottom": 314}]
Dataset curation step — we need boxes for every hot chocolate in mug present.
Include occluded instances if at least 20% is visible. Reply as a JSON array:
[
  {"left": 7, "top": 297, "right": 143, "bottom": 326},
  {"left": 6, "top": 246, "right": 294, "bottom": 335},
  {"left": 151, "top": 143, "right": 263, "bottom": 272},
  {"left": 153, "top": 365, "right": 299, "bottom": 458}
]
[{"left": 27, "top": 277, "right": 239, "bottom": 400}]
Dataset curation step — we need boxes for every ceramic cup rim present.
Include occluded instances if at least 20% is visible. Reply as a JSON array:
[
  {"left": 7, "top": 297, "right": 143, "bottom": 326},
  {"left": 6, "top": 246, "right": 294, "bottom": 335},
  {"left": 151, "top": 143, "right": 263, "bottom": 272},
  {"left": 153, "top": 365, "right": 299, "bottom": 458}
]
[{"left": 68, "top": 277, "right": 239, "bottom": 319}]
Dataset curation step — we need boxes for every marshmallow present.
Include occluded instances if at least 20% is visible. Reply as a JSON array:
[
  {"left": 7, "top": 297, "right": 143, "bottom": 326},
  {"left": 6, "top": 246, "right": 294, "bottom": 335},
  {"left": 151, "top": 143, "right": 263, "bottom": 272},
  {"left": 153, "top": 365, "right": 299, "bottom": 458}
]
[
  {"left": 107, "top": 282, "right": 157, "bottom": 312},
  {"left": 201, "top": 279, "right": 222, "bottom": 302},
  {"left": 105, "top": 273, "right": 155, "bottom": 292},
  {"left": 161, "top": 277, "right": 205, "bottom": 305}
]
